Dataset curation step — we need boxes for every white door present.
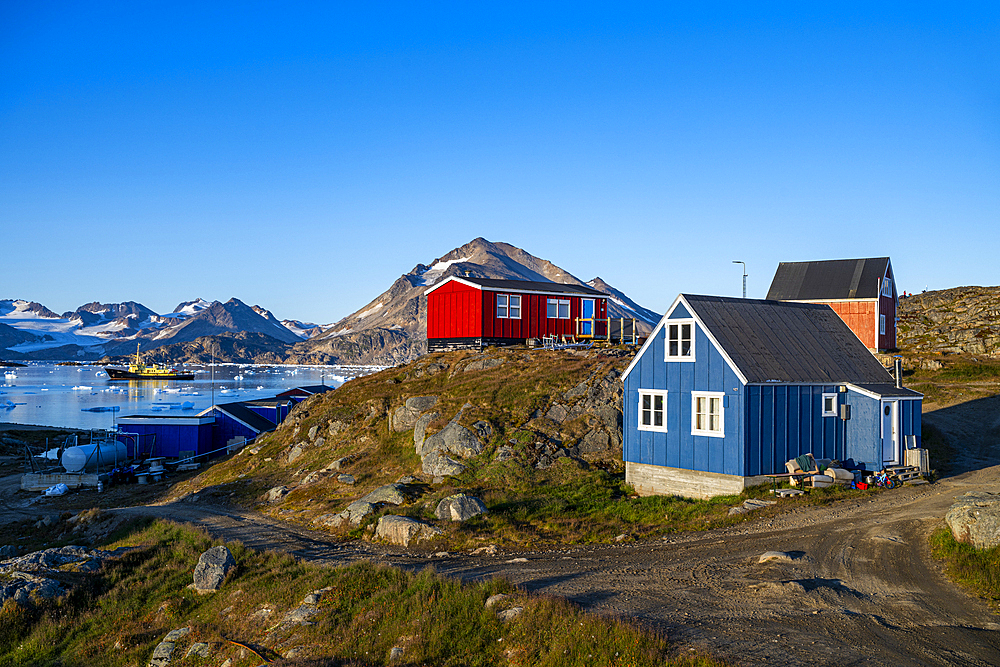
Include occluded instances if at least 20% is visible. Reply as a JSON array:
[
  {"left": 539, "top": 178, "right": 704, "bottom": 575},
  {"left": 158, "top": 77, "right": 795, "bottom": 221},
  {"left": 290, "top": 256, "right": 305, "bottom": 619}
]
[{"left": 881, "top": 400, "right": 899, "bottom": 465}]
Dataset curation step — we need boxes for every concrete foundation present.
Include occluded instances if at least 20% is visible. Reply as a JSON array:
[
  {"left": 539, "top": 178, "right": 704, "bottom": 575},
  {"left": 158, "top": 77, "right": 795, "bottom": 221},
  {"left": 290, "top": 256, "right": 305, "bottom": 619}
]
[{"left": 625, "top": 461, "right": 770, "bottom": 500}]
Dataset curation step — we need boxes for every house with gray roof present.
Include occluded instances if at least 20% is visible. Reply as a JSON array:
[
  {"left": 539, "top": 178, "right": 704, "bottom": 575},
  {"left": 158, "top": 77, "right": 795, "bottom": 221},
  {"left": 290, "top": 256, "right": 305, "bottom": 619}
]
[
  {"left": 766, "top": 257, "right": 898, "bottom": 352},
  {"left": 621, "top": 294, "right": 921, "bottom": 499}
]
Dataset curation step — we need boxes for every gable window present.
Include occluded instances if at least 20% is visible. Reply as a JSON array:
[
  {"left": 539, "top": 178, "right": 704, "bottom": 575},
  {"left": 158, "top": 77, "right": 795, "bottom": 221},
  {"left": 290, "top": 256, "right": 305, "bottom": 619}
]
[
  {"left": 666, "top": 320, "right": 694, "bottom": 361},
  {"left": 638, "top": 390, "right": 668, "bottom": 432},
  {"left": 822, "top": 393, "right": 838, "bottom": 417},
  {"left": 879, "top": 313, "right": 885, "bottom": 335},
  {"left": 497, "top": 294, "right": 521, "bottom": 319},
  {"left": 547, "top": 298, "right": 570, "bottom": 319},
  {"left": 881, "top": 278, "right": 893, "bottom": 297},
  {"left": 691, "top": 391, "right": 724, "bottom": 437}
]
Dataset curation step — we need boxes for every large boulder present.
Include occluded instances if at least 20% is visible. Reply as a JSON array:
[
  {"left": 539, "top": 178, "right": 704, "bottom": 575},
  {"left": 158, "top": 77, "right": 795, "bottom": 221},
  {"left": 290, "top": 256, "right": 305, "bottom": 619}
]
[
  {"left": 435, "top": 494, "right": 487, "bottom": 522},
  {"left": 413, "top": 412, "right": 440, "bottom": 455},
  {"left": 375, "top": 515, "right": 442, "bottom": 547},
  {"left": 423, "top": 422, "right": 483, "bottom": 459},
  {"left": 391, "top": 396, "right": 438, "bottom": 433},
  {"left": 945, "top": 492, "right": 1000, "bottom": 549},
  {"left": 422, "top": 451, "right": 466, "bottom": 478},
  {"left": 192, "top": 546, "right": 236, "bottom": 593},
  {"left": 360, "top": 483, "right": 408, "bottom": 506}
]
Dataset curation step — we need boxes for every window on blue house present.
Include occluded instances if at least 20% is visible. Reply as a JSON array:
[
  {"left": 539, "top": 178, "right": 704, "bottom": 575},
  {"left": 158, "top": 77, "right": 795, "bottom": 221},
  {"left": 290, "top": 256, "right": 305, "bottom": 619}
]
[
  {"left": 822, "top": 393, "right": 838, "bottom": 417},
  {"left": 666, "top": 320, "right": 694, "bottom": 361},
  {"left": 638, "top": 390, "right": 667, "bottom": 432},
  {"left": 691, "top": 391, "right": 724, "bottom": 437}
]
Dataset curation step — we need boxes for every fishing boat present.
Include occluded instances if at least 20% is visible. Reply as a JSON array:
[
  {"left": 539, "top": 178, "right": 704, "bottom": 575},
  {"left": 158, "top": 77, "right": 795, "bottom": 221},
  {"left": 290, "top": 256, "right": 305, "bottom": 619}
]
[{"left": 104, "top": 343, "right": 194, "bottom": 381}]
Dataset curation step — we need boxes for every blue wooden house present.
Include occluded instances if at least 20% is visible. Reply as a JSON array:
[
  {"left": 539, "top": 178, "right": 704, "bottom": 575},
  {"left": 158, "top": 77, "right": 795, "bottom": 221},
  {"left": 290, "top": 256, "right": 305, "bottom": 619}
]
[{"left": 621, "top": 294, "right": 922, "bottom": 499}]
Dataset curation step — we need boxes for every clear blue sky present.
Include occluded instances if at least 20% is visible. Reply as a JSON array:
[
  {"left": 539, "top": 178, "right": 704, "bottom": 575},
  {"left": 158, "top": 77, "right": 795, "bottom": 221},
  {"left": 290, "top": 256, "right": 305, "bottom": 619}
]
[{"left": 3, "top": 2, "right": 998, "bottom": 323}]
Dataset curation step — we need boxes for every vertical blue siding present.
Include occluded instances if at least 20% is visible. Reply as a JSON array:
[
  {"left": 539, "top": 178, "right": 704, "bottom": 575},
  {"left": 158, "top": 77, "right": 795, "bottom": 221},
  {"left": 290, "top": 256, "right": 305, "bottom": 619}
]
[
  {"left": 623, "top": 317, "right": 745, "bottom": 476},
  {"left": 743, "top": 385, "right": 843, "bottom": 475}
]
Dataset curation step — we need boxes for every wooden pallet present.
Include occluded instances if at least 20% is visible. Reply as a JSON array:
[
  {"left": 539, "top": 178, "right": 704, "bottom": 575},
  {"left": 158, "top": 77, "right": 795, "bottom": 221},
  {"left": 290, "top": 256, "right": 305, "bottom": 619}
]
[
  {"left": 769, "top": 488, "right": 804, "bottom": 497},
  {"left": 885, "top": 465, "right": 923, "bottom": 482}
]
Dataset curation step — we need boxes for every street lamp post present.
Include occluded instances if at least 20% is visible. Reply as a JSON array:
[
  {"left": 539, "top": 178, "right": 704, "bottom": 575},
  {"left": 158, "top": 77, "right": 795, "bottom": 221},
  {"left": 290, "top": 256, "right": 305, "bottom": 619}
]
[{"left": 733, "top": 261, "right": 747, "bottom": 298}]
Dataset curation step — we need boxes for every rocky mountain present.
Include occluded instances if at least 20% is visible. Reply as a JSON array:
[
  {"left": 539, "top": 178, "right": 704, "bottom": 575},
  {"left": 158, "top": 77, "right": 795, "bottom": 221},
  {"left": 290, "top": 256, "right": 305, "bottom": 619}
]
[
  {"left": 898, "top": 286, "right": 1000, "bottom": 356},
  {"left": 296, "top": 237, "right": 660, "bottom": 364},
  {"left": 0, "top": 321, "right": 40, "bottom": 349},
  {"left": 0, "top": 297, "right": 306, "bottom": 362}
]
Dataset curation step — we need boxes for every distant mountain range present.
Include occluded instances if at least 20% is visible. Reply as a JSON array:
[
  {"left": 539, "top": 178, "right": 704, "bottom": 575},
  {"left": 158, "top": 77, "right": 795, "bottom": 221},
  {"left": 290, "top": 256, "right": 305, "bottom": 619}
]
[{"left": 1, "top": 238, "right": 661, "bottom": 364}]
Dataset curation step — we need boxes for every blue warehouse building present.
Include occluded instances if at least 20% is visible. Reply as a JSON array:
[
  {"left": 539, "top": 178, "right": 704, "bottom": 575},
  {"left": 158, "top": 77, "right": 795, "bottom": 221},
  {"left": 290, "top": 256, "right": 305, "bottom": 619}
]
[
  {"left": 117, "top": 414, "right": 216, "bottom": 459},
  {"left": 621, "top": 294, "right": 922, "bottom": 499}
]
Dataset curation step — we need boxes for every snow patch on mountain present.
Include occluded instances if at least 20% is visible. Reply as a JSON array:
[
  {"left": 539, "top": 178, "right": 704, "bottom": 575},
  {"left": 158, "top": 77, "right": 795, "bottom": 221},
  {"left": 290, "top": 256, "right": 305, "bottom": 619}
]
[{"left": 417, "top": 256, "right": 472, "bottom": 286}]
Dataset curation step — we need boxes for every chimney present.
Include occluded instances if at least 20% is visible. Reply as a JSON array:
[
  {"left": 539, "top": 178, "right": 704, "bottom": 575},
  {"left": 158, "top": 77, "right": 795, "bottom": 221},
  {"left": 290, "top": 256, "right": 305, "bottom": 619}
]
[{"left": 894, "top": 357, "right": 903, "bottom": 389}]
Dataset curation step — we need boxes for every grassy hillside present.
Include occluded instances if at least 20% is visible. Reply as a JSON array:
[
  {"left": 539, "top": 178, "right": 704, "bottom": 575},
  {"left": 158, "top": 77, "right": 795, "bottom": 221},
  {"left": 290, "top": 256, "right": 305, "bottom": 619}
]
[
  {"left": 170, "top": 346, "right": 794, "bottom": 549},
  {"left": 0, "top": 519, "right": 719, "bottom": 667}
]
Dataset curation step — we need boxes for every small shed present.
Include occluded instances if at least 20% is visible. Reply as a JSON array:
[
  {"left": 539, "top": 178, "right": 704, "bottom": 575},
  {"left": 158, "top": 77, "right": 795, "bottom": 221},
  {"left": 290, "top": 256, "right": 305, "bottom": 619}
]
[
  {"left": 621, "top": 294, "right": 922, "bottom": 499},
  {"left": 766, "top": 257, "right": 898, "bottom": 352},
  {"left": 425, "top": 276, "right": 609, "bottom": 351},
  {"left": 116, "top": 414, "right": 215, "bottom": 459}
]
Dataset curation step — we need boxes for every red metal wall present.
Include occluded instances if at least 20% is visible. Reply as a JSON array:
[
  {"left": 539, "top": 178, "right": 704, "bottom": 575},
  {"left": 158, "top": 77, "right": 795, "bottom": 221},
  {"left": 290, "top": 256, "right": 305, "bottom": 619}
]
[
  {"left": 426, "top": 281, "right": 483, "bottom": 339},
  {"left": 427, "top": 281, "right": 608, "bottom": 341}
]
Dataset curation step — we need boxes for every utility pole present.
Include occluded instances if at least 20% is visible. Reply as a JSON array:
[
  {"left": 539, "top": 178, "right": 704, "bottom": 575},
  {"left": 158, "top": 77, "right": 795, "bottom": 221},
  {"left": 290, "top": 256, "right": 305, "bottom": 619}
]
[{"left": 732, "top": 261, "right": 747, "bottom": 298}]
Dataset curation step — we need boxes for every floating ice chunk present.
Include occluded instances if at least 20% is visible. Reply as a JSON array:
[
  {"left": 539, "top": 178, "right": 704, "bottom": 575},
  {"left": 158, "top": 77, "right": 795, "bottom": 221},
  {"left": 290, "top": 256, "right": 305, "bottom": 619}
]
[{"left": 72, "top": 386, "right": 93, "bottom": 391}]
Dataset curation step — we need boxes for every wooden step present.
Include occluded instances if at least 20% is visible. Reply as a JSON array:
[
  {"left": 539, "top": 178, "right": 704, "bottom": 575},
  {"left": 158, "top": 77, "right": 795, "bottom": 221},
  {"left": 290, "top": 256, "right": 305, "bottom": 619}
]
[{"left": 885, "top": 465, "right": 919, "bottom": 474}]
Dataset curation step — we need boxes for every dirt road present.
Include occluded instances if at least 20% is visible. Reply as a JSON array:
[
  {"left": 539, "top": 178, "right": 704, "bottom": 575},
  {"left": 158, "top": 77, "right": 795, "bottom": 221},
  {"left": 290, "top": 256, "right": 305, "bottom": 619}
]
[{"left": 91, "top": 464, "right": 998, "bottom": 667}]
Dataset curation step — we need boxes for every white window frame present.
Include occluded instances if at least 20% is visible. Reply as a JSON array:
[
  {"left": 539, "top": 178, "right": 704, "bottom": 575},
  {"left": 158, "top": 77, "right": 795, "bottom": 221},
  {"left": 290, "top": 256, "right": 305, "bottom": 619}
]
[
  {"left": 666, "top": 319, "right": 695, "bottom": 361},
  {"left": 496, "top": 294, "right": 521, "bottom": 319},
  {"left": 547, "top": 298, "right": 570, "bottom": 319},
  {"left": 691, "top": 391, "right": 724, "bottom": 437},
  {"left": 879, "top": 313, "right": 886, "bottom": 335},
  {"left": 881, "top": 277, "right": 893, "bottom": 297},
  {"left": 822, "top": 393, "right": 838, "bottom": 418},
  {"left": 638, "top": 389, "right": 668, "bottom": 432}
]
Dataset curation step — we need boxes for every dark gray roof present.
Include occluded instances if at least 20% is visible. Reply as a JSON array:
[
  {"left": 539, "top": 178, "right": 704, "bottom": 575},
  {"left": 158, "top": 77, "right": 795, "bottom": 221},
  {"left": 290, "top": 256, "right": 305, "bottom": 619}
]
[
  {"left": 458, "top": 277, "right": 606, "bottom": 297},
  {"left": 849, "top": 383, "right": 923, "bottom": 398},
  {"left": 766, "top": 258, "right": 890, "bottom": 301},
  {"left": 683, "top": 294, "right": 896, "bottom": 384},
  {"left": 214, "top": 401, "right": 277, "bottom": 433}
]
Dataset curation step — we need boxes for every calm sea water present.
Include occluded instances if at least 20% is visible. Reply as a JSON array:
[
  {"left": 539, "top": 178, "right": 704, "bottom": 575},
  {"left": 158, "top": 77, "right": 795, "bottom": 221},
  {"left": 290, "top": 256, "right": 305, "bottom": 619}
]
[{"left": 0, "top": 362, "right": 381, "bottom": 430}]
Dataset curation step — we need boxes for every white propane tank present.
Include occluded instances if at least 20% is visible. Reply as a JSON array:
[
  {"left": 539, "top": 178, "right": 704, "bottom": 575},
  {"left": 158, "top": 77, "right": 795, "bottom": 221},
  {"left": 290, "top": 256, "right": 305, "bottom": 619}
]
[{"left": 61, "top": 442, "right": 128, "bottom": 473}]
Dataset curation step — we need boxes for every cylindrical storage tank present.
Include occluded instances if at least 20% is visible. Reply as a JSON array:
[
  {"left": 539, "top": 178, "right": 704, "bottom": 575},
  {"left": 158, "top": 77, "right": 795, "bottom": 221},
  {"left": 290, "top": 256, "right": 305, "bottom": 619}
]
[{"left": 61, "top": 442, "right": 128, "bottom": 473}]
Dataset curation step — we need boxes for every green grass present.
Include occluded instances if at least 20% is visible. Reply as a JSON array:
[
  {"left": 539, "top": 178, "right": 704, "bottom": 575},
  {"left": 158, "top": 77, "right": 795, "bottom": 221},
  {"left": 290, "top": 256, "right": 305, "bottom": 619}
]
[
  {"left": 0, "top": 520, "right": 722, "bottom": 667},
  {"left": 930, "top": 527, "right": 1000, "bottom": 609}
]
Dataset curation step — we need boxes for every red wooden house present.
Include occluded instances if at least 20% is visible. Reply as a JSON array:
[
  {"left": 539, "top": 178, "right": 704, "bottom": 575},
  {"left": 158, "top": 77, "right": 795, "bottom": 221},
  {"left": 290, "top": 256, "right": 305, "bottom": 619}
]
[
  {"left": 425, "top": 277, "right": 609, "bottom": 351},
  {"left": 766, "top": 257, "right": 898, "bottom": 352}
]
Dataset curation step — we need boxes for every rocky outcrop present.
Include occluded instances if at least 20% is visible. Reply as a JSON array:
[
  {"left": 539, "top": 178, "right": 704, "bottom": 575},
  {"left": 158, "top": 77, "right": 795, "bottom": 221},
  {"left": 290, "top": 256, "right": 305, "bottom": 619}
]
[
  {"left": 435, "top": 494, "right": 488, "bottom": 521},
  {"left": 945, "top": 492, "right": 1000, "bottom": 549},
  {"left": 192, "top": 546, "right": 236, "bottom": 593},
  {"left": 898, "top": 286, "right": 1000, "bottom": 356},
  {"left": 0, "top": 545, "right": 125, "bottom": 609},
  {"left": 375, "top": 515, "right": 442, "bottom": 547}
]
